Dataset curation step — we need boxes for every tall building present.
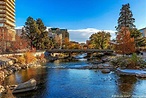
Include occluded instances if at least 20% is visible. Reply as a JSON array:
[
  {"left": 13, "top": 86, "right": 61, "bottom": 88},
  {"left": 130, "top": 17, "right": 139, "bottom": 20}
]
[
  {"left": 0, "top": 0, "right": 16, "bottom": 41},
  {"left": 48, "top": 28, "right": 69, "bottom": 49},
  {"left": 16, "top": 29, "right": 22, "bottom": 36}
]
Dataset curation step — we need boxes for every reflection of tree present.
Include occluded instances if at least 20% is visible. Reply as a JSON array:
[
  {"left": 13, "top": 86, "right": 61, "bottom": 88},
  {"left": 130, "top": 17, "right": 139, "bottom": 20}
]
[
  {"left": 117, "top": 75, "right": 137, "bottom": 95},
  {"left": 2, "top": 67, "right": 49, "bottom": 98}
]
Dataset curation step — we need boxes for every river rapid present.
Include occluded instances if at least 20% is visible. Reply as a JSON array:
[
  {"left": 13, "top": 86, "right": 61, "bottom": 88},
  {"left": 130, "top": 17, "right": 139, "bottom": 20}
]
[{"left": 2, "top": 59, "right": 146, "bottom": 98}]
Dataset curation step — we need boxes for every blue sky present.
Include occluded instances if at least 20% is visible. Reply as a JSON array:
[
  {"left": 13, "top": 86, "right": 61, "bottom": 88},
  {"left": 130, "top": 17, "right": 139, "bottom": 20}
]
[{"left": 15, "top": 0, "right": 146, "bottom": 42}]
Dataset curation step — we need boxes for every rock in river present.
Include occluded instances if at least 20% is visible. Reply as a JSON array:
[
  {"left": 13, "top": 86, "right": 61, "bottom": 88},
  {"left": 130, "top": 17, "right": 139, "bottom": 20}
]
[{"left": 101, "top": 69, "right": 111, "bottom": 73}]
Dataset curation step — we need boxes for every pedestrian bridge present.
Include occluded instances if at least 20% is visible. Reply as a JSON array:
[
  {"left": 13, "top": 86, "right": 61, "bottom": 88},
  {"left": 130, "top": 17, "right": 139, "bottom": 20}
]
[{"left": 47, "top": 49, "right": 113, "bottom": 53}]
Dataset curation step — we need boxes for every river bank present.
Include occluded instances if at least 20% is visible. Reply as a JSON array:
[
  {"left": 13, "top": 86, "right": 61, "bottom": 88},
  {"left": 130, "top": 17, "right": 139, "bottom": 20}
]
[
  {"left": 2, "top": 61, "right": 146, "bottom": 98},
  {"left": 1, "top": 52, "right": 146, "bottom": 97},
  {"left": 0, "top": 55, "right": 46, "bottom": 95}
]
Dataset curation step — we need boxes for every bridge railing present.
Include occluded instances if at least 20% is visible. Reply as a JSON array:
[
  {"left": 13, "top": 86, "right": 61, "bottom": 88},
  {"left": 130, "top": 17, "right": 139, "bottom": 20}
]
[{"left": 47, "top": 49, "right": 113, "bottom": 53}]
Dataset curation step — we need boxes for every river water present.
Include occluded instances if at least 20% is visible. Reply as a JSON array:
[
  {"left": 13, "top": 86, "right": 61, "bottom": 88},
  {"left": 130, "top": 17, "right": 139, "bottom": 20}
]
[{"left": 2, "top": 59, "right": 146, "bottom": 98}]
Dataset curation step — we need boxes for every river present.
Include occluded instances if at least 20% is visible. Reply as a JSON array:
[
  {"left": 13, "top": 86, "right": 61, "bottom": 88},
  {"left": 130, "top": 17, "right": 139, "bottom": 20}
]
[{"left": 2, "top": 59, "right": 146, "bottom": 98}]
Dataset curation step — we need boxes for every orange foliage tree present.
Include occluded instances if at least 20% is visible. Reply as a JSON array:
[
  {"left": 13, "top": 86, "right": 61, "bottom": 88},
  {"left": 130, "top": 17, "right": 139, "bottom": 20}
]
[
  {"left": 115, "top": 27, "right": 135, "bottom": 55},
  {"left": 0, "top": 28, "right": 13, "bottom": 52},
  {"left": 24, "top": 52, "right": 36, "bottom": 64},
  {"left": 68, "top": 43, "right": 80, "bottom": 49},
  {"left": 11, "top": 34, "right": 29, "bottom": 52}
]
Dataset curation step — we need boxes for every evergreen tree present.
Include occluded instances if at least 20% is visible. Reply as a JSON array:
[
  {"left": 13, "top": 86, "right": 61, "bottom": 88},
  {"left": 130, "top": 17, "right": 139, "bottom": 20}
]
[
  {"left": 39, "top": 31, "right": 52, "bottom": 49},
  {"left": 22, "top": 16, "right": 40, "bottom": 50},
  {"left": 36, "top": 18, "right": 47, "bottom": 50},
  {"left": 22, "top": 17, "right": 53, "bottom": 50},
  {"left": 130, "top": 28, "right": 146, "bottom": 47},
  {"left": 36, "top": 18, "right": 46, "bottom": 33},
  {"left": 116, "top": 3, "right": 135, "bottom": 31}
]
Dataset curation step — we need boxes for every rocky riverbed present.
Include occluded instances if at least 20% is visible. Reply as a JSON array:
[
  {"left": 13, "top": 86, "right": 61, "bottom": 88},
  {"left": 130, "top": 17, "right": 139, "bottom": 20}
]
[{"left": 0, "top": 56, "right": 46, "bottom": 95}]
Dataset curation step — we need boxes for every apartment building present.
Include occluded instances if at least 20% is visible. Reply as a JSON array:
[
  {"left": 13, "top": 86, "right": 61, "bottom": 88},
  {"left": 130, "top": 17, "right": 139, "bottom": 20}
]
[
  {"left": 0, "top": 0, "right": 15, "bottom": 41},
  {"left": 139, "top": 27, "right": 146, "bottom": 37},
  {"left": 48, "top": 28, "right": 69, "bottom": 48}
]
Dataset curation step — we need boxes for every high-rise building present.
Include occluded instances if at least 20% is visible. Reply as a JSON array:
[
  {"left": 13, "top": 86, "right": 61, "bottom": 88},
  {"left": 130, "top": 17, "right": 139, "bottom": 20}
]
[
  {"left": 48, "top": 28, "right": 69, "bottom": 40},
  {"left": 48, "top": 28, "right": 69, "bottom": 49},
  {"left": 0, "top": 0, "right": 15, "bottom": 41}
]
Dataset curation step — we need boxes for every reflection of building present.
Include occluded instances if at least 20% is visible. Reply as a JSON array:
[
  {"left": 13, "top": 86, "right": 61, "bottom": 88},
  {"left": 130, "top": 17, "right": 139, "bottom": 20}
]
[
  {"left": 0, "top": 0, "right": 16, "bottom": 41},
  {"left": 139, "top": 27, "right": 146, "bottom": 37}
]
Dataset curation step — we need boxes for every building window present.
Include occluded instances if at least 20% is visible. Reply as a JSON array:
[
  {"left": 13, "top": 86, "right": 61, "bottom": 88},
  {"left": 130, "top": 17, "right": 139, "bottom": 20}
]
[{"left": 0, "top": 23, "right": 3, "bottom": 27}]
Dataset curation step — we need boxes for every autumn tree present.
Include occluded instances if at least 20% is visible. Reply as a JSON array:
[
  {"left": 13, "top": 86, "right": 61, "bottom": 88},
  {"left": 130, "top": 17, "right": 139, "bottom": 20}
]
[
  {"left": 116, "top": 3, "right": 135, "bottom": 31},
  {"left": 89, "top": 31, "right": 111, "bottom": 49},
  {"left": 115, "top": 27, "right": 135, "bottom": 55},
  {"left": 11, "top": 34, "right": 29, "bottom": 52},
  {"left": 0, "top": 28, "right": 13, "bottom": 52},
  {"left": 68, "top": 43, "right": 80, "bottom": 49}
]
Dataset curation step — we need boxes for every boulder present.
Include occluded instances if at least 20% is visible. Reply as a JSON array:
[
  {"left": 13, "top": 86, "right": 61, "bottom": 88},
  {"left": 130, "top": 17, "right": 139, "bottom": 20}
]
[
  {"left": 0, "top": 85, "right": 5, "bottom": 94},
  {"left": 3, "top": 69, "right": 8, "bottom": 77},
  {"left": 97, "top": 64, "right": 104, "bottom": 69},
  {"left": 136, "top": 74, "right": 146, "bottom": 78},
  {"left": 91, "top": 65, "right": 98, "bottom": 69},
  {"left": 0, "top": 71, "right": 4, "bottom": 81},
  {"left": 13, "top": 78, "right": 37, "bottom": 93},
  {"left": 101, "top": 69, "right": 111, "bottom": 73},
  {"left": 117, "top": 68, "right": 146, "bottom": 76}
]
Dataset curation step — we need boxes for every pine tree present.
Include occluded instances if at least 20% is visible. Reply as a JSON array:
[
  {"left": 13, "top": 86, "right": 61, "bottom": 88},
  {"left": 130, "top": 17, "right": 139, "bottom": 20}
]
[
  {"left": 22, "top": 17, "right": 53, "bottom": 50},
  {"left": 22, "top": 16, "right": 40, "bottom": 50},
  {"left": 36, "top": 18, "right": 46, "bottom": 33},
  {"left": 116, "top": 3, "right": 135, "bottom": 31},
  {"left": 130, "top": 28, "right": 146, "bottom": 47},
  {"left": 36, "top": 18, "right": 47, "bottom": 50}
]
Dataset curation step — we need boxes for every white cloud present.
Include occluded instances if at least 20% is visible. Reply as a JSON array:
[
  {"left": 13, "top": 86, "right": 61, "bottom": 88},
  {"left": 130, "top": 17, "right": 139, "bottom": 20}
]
[
  {"left": 15, "top": 26, "right": 23, "bottom": 29},
  {"left": 46, "top": 27, "right": 52, "bottom": 30},
  {"left": 16, "top": 26, "right": 52, "bottom": 31},
  {"left": 15, "top": 26, "right": 116, "bottom": 43},
  {"left": 68, "top": 28, "right": 116, "bottom": 43}
]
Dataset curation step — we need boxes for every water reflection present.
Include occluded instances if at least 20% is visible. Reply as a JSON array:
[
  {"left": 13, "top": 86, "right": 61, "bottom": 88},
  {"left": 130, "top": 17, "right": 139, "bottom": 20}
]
[
  {"left": 4, "top": 67, "right": 48, "bottom": 98},
  {"left": 2, "top": 61, "right": 146, "bottom": 98},
  {"left": 117, "top": 75, "right": 137, "bottom": 96}
]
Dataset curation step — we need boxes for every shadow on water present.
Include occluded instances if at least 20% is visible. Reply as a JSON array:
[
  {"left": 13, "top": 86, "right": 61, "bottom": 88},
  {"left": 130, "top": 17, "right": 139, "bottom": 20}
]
[
  {"left": 3, "top": 67, "right": 49, "bottom": 98},
  {"left": 2, "top": 60, "right": 146, "bottom": 98},
  {"left": 117, "top": 75, "right": 137, "bottom": 96}
]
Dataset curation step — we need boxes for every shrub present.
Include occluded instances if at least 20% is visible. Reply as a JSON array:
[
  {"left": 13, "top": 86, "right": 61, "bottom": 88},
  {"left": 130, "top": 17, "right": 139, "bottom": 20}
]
[
  {"left": 129, "top": 53, "right": 139, "bottom": 68},
  {"left": 111, "top": 53, "right": 146, "bottom": 69},
  {"left": 36, "top": 53, "right": 45, "bottom": 60},
  {"left": 17, "top": 55, "right": 26, "bottom": 64},
  {"left": 24, "top": 52, "right": 36, "bottom": 64},
  {"left": 110, "top": 56, "right": 129, "bottom": 68}
]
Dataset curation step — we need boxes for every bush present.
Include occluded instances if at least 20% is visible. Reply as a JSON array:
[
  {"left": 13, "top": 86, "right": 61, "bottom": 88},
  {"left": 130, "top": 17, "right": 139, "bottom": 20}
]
[
  {"left": 110, "top": 56, "right": 129, "bottom": 68},
  {"left": 24, "top": 52, "right": 36, "bottom": 64},
  {"left": 111, "top": 53, "right": 146, "bottom": 69},
  {"left": 17, "top": 55, "right": 26, "bottom": 64},
  {"left": 36, "top": 53, "right": 45, "bottom": 60},
  {"left": 128, "top": 53, "right": 139, "bottom": 68}
]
